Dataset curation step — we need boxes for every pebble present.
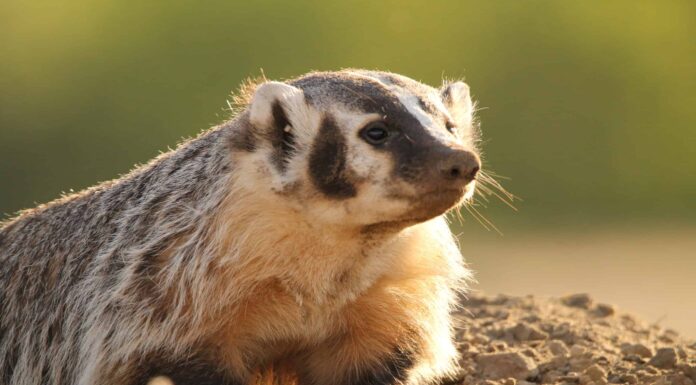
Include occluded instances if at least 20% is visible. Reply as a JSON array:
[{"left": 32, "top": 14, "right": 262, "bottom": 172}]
[
  {"left": 619, "top": 373, "right": 638, "bottom": 384},
  {"left": 570, "top": 345, "right": 587, "bottom": 357},
  {"left": 620, "top": 343, "right": 653, "bottom": 358},
  {"left": 552, "top": 322, "right": 572, "bottom": 338},
  {"left": 549, "top": 340, "right": 570, "bottom": 356},
  {"left": 584, "top": 364, "right": 607, "bottom": 382},
  {"left": 496, "top": 310, "right": 511, "bottom": 320},
  {"left": 562, "top": 293, "right": 592, "bottom": 309},
  {"left": 559, "top": 372, "right": 581, "bottom": 382},
  {"left": 493, "top": 341, "right": 508, "bottom": 351},
  {"left": 543, "top": 370, "right": 564, "bottom": 383},
  {"left": 678, "top": 346, "right": 688, "bottom": 359},
  {"left": 570, "top": 356, "right": 594, "bottom": 372},
  {"left": 649, "top": 347, "right": 679, "bottom": 369},
  {"left": 476, "top": 351, "right": 538, "bottom": 380},
  {"left": 682, "top": 364, "right": 696, "bottom": 382},
  {"left": 511, "top": 323, "right": 548, "bottom": 341},
  {"left": 592, "top": 303, "right": 615, "bottom": 317},
  {"left": 671, "top": 373, "right": 696, "bottom": 385}
]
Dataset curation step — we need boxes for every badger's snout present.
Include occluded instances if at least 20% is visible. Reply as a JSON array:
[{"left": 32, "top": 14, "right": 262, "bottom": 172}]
[
  {"left": 388, "top": 146, "right": 480, "bottom": 222},
  {"left": 436, "top": 148, "right": 480, "bottom": 187}
]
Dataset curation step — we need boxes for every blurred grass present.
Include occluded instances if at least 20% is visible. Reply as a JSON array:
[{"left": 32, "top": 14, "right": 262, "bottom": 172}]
[{"left": 2, "top": 0, "right": 695, "bottom": 224}]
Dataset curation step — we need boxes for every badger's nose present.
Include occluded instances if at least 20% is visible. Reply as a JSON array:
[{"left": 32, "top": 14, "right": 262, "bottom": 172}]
[{"left": 437, "top": 150, "right": 480, "bottom": 185}]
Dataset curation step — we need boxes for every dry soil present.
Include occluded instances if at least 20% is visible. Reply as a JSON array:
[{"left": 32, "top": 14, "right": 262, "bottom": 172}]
[{"left": 452, "top": 293, "right": 696, "bottom": 385}]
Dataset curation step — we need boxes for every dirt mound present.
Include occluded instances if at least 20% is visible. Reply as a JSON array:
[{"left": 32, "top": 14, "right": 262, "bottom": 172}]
[{"left": 453, "top": 293, "right": 696, "bottom": 385}]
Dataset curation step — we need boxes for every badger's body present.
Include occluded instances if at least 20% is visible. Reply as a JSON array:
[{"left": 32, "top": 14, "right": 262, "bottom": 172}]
[{"left": 0, "top": 70, "right": 482, "bottom": 385}]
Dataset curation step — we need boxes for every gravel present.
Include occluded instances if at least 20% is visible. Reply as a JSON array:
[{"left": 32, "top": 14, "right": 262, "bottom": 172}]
[{"left": 452, "top": 293, "right": 696, "bottom": 385}]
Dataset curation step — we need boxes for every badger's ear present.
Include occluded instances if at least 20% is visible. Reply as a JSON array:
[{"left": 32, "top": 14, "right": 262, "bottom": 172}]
[
  {"left": 249, "top": 81, "right": 304, "bottom": 131},
  {"left": 248, "top": 81, "right": 307, "bottom": 172},
  {"left": 441, "top": 81, "right": 474, "bottom": 127}
]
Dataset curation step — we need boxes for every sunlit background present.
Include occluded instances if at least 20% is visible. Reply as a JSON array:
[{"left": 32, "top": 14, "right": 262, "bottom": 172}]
[{"left": 1, "top": 1, "right": 694, "bottom": 336}]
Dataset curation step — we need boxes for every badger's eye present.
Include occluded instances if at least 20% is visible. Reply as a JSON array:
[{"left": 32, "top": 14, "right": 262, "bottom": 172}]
[
  {"left": 360, "top": 122, "right": 390, "bottom": 145},
  {"left": 445, "top": 120, "right": 456, "bottom": 134}
]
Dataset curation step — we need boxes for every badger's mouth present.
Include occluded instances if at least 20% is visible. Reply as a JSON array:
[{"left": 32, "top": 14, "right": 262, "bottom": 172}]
[
  {"left": 386, "top": 185, "right": 469, "bottom": 221},
  {"left": 411, "top": 187, "right": 467, "bottom": 217},
  {"left": 361, "top": 185, "right": 472, "bottom": 234}
]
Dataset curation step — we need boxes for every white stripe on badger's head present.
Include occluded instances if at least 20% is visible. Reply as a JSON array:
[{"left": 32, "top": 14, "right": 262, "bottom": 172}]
[{"left": 230, "top": 70, "right": 481, "bottom": 231}]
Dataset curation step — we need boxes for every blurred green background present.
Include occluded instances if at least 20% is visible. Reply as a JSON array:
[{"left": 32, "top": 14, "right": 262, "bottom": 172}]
[{"left": 1, "top": 1, "right": 695, "bottom": 335}]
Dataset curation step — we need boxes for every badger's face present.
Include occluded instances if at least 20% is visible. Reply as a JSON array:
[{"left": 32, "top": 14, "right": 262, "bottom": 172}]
[{"left": 232, "top": 70, "right": 481, "bottom": 230}]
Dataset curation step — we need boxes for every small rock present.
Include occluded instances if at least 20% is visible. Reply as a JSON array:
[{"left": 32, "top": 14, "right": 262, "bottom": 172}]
[
  {"left": 651, "top": 376, "right": 670, "bottom": 385},
  {"left": 678, "top": 346, "right": 688, "bottom": 359},
  {"left": 622, "top": 354, "right": 646, "bottom": 364},
  {"left": 562, "top": 293, "right": 592, "bottom": 309},
  {"left": 559, "top": 372, "right": 581, "bottom": 382},
  {"left": 543, "top": 370, "right": 564, "bottom": 383},
  {"left": 644, "top": 365, "right": 659, "bottom": 375},
  {"left": 521, "top": 348, "right": 539, "bottom": 360},
  {"left": 592, "top": 303, "right": 615, "bottom": 317},
  {"left": 511, "top": 323, "right": 549, "bottom": 341},
  {"left": 502, "top": 378, "right": 517, "bottom": 385},
  {"left": 473, "top": 335, "right": 491, "bottom": 345},
  {"left": 522, "top": 314, "right": 541, "bottom": 323},
  {"left": 619, "top": 374, "right": 638, "bottom": 384},
  {"left": 476, "top": 351, "right": 538, "bottom": 380},
  {"left": 496, "top": 310, "right": 511, "bottom": 320},
  {"left": 669, "top": 373, "right": 696, "bottom": 385},
  {"left": 549, "top": 340, "right": 570, "bottom": 356},
  {"left": 552, "top": 322, "right": 572, "bottom": 338},
  {"left": 620, "top": 343, "right": 653, "bottom": 358},
  {"left": 570, "top": 345, "right": 587, "bottom": 357},
  {"left": 649, "top": 347, "right": 678, "bottom": 369},
  {"left": 550, "top": 354, "right": 569, "bottom": 368},
  {"left": 570, "top": 356, "right": 595, "bottom": 372},
  {"left": 584, "top": 364, "right": 607, "bottom": 382},
  {"left": 681, "top": 364, "right": 696, "bottom": 382},
  {"left": 492, "top": 341, "right": 508, "bottom": 351}
]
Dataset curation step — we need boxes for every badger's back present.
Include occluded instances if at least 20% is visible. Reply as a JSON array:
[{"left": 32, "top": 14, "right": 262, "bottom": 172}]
[{"left": 0, "top": 126, "right": 234, "bottom": 385}]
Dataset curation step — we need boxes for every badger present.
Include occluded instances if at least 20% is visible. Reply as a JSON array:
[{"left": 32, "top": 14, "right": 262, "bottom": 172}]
[{"left": 0, "top": 69, "right": 486, "bottom": 385}]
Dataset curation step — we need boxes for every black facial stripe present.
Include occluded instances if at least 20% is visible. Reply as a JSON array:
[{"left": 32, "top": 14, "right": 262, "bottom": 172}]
[
  {"left": 292, "top": 72, "right": 456, "bottom": 183},
  {"left": 269, "top": 100, "right": 296, "bottom": 173},
  {"left": 308, "top": 114, "right": 357, "bottom": 199}
]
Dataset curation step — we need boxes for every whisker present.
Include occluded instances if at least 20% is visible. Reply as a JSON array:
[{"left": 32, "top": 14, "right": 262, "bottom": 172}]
[
  {"left": 478, "top": 172, "right": 518, "bottom": 205},
  {"left": 477, "top": 181, "right": 517, "bottom": 211},
  {"left": 469, "top": 203, "right": 503, "bottom": 235},
  {"left": 463, "top": 204, "right": 490, "bottom": 232}
]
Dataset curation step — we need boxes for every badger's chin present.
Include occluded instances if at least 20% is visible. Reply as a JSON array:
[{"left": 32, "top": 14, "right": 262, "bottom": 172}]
[
  {"left": 363, "top": 187, "right": 469, "bottom": 233},
  {"left": 403, "top": 187, "right": 467, "bottom": 221}
]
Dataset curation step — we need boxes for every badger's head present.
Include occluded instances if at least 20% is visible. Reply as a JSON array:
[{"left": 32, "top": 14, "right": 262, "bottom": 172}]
[{"left": 231, "top": 70, "right": 481, "bottom": 231}]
